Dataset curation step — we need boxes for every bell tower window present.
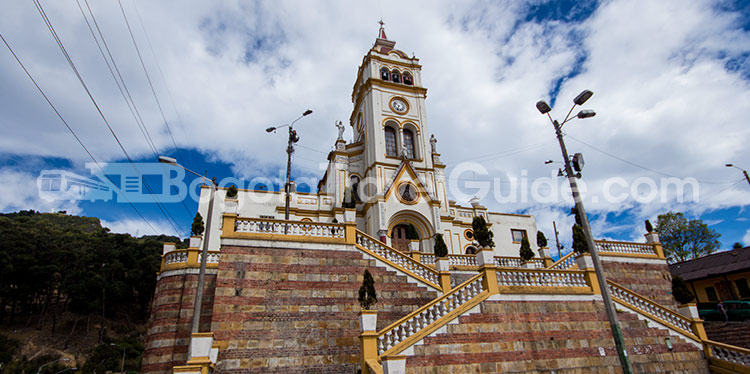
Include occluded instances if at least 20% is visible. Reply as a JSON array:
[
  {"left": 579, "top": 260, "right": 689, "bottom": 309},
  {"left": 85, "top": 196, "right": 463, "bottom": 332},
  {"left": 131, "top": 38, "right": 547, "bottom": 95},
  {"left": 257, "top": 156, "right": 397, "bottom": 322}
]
[
  {"left": 403, "top": 129, "right": 415, "bottom": 159},
  {"left": 380, "top": 67, "right": 390, "bottom": 81},
  {"left": 403, "top": 72, "right": 413, "bottom": 85},
  {"left": 391, "top": 69, "right": 401, "bottom": 83},
  {"left": 385, "top": 127, "right": 398, "bottom": 156}
]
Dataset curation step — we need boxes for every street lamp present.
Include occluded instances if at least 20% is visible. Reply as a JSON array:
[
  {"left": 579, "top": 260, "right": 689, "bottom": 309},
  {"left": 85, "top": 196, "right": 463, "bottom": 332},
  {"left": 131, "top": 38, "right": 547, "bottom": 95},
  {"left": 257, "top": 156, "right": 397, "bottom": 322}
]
[
  {"left": 158, "top": 156, "right": 216, "bottom": 334},
  {"left": 36, "top": 358, "right": 70, "bottom": 374},
  {"left": 726, "top": 164, "right": 750, "bottom": 188},
  {"left": 536, "top": 90, "right": 634, "bottom": 374},
  {"left": 266, "top": 109, "right": 313, "bottom": 233},
  {"left": 109, "top": 343, "right": 126, "bottom": 374}
]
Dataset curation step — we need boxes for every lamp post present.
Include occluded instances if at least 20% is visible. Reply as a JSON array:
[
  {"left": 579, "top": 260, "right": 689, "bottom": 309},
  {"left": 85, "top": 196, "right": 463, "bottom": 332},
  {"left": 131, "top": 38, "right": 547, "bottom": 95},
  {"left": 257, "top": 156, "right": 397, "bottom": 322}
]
[
  {"left": 158, "top": 156, "right": 216, "bottom": 334},
  {"left": 36, "top": 358, "right": 70, "bottom": 374},
  {"left": 726, "top": 164, "right": 750, "bottom": 188},
  {"left": 266, "top": 109, "right": 313, "bottom": 233},
  {"left": 109, "top": 343, "right": 126, "bottom": 373},
  {"left": 536, "top": 90, "right": 633, "bottom": 374}
]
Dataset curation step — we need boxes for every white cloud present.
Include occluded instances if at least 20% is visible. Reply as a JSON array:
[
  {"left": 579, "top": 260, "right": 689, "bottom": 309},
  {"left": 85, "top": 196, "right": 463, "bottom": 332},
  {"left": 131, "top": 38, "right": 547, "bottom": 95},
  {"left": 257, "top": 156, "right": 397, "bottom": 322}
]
[
  {"left": 0, "top": 168, "right": 82, "bottom": 215},
  {"left": 744, "top": 229, "right": 750, "bottom": 246},
  {"left": 101, "top": 217, "right": 180, "bottom": 238},
  {"left": 1, "top": 0, "right": 749, "bottom": 238}
]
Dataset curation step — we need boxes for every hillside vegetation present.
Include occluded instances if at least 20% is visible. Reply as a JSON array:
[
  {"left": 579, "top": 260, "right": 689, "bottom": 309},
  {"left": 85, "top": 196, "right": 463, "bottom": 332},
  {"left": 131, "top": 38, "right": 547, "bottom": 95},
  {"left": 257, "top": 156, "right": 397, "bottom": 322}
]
[{"left": 0, "top": 210, "right": 184, "bottom": 374}]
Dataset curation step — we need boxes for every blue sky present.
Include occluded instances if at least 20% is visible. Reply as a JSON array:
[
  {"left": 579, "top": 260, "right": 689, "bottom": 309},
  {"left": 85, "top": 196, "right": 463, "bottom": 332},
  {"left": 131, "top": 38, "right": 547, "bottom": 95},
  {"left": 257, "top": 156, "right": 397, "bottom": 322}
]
[{"left": 1, "top": 0, "right": 749, "bottom": 250}]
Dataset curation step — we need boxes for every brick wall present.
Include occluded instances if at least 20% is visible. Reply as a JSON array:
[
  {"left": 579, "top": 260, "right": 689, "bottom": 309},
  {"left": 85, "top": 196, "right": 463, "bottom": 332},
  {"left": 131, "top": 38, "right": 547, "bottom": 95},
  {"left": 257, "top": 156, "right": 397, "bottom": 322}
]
[
  {"left": 211, "top": 244, "right": 438, "bottom": 374},
  {"left": 141, "top": 272, "right": 217, "bottom": 374},
  {"left": 406, "top": 299, "right": 708, "bottom": 373},
  {"left": 601, "top": 259, "right": 678, "bottom": 311}
]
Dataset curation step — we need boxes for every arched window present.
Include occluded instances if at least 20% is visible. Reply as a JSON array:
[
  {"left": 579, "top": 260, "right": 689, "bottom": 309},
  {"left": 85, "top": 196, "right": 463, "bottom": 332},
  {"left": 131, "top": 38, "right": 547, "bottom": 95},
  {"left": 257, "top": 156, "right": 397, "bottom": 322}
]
[
  {"left": 391, "top": 69, "right": 401, "bottom": 83},
  {"left": 403, "top": 129, "right": 415, "bottom": 159},
  {"left": 403, "top": 72, "right": 413, "bottom": 85},
  {"left": 384, "top": 127, "right": 398, "bottom": 157},
  {"left": 380, "top": 67, "right": 390, "bottom": 81}
]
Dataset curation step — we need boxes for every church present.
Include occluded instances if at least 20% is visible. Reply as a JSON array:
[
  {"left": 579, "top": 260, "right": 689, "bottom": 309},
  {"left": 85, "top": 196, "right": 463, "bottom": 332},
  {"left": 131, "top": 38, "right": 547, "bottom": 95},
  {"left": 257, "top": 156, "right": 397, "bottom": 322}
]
[
  {"left": 142, "top": 25, "right": 746, "bottom": 374},
  {"left": 195, "top": 24, "right": 539, "bottom": 260}
]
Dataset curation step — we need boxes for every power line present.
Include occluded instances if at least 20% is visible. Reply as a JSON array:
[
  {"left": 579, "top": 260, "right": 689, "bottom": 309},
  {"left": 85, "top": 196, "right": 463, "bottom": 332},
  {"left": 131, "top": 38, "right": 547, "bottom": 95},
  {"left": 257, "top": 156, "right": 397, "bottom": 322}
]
[
  {"left": 0, "top": 32, "right": 160, "bottom": 235},
  {"left": 33, "top": 0, "right": 183, "bottom": 235},
  {"left": 78, "top": 0, "right": 193, "bottom": 217},
  {"left": 566, "top": 134, "right": 742, "bottom": 185},
  {"left": 117, "top": 0, "right": 184, "bottom": 164}
]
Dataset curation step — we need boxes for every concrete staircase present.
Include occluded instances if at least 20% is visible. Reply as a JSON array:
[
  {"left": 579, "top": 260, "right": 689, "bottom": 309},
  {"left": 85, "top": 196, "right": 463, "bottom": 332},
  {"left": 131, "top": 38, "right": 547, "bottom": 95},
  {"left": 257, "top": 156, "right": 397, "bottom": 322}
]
[{"left": 705, "top": 321, "right": 750, "bottom": 349}]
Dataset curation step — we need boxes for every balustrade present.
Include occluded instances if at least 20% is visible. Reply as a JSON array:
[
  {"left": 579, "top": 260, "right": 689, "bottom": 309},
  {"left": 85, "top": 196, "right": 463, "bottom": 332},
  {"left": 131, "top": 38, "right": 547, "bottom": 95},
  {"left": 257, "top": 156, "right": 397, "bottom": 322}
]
[
  {"left": 355, "top": 232, "right": 439, "bottom": 286},
  {"left": 607, "top": 281, "right": 693, "bottom": 334},
  {"left": 496, "top": 269, "right": 588, "bottom": 288},
  {"left": 234, "top": 218, "right": 345, "bottom": 239},
  {"left": 707, "top": 340, "right": 750, "bottom": 366},
  {"left": 595, "top": 240, "right": 656, "bottom": 256}
]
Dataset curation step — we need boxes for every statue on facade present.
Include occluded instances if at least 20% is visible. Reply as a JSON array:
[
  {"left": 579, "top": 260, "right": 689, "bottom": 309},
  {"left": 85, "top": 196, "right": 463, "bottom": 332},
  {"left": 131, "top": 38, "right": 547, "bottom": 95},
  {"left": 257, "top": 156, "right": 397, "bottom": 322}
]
[
  {"left": 336, "top": 120, "right": 345, "bottom": 140},
  {"left": 430, "top": 134, "right": 437, "bottom": 154}
]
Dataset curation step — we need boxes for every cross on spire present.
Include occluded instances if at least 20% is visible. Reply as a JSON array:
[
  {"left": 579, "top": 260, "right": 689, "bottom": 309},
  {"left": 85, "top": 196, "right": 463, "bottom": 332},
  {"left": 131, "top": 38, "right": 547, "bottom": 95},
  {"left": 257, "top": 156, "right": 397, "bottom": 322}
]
[{"left": 377, "top": 19, "right": 388, "bottom": 40}]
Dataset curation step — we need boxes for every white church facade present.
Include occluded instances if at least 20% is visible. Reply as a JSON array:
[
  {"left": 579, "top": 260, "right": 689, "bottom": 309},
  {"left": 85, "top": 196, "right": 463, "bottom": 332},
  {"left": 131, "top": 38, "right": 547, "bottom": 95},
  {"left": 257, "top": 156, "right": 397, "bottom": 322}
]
[{"left": 196, "top": 25, "right": 540, "bottom": 258}]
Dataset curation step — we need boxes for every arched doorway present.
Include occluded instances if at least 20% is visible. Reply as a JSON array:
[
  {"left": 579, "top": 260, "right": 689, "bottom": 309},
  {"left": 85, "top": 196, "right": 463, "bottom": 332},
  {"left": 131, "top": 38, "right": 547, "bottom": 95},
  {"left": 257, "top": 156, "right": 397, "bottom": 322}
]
[{"left": 391, "top": 223, "right": 417, "bottom": 253}]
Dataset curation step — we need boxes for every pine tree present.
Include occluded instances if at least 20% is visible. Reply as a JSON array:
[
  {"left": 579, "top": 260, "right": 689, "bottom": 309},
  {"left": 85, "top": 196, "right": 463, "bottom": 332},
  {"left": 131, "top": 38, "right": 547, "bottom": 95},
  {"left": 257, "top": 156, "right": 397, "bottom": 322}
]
[
  {"left": 358, "top": 269, "right": 377, "bottom": 310},
  {"left": 536, "top": 231, "right": 547, "bottom": 248},
  {"left": 433, "top": 233, "right": 448, "bottom": 258},
  {"left": 671, "top": 276, "right": 695, "bottom": 305},
  {"left": 472, "top": 216, "right": 495, "bottom": 248},
  {"left": 191, "top": 213, "right": 204, "bottom": 236},
  {"left": 519, "top": 237, "right": 534, "bottom": 261},
  {"left": 342, "top": 187, "right": 356, "bottom": 209},
  {"left": 226, "top": 185, "right": 238, "bottom": 198},
  {"left": 645, "top": 220, "right": 654, "bottom": 233},
  {"left": 572, "top": 224, "right": 589, "bottom": 254}
]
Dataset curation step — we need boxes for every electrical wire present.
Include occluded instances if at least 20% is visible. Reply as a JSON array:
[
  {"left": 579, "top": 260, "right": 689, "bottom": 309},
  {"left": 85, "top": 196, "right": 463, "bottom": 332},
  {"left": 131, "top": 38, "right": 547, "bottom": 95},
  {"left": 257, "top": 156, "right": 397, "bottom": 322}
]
[
  {"left": 566, "top": 134, "right": 743, "bottom": 185},
  {"left": 0, "top": 32, "right": 160, "bottom": 235},
  {"left": 33, "top": 0, "right": 183, "bottom": 235}
]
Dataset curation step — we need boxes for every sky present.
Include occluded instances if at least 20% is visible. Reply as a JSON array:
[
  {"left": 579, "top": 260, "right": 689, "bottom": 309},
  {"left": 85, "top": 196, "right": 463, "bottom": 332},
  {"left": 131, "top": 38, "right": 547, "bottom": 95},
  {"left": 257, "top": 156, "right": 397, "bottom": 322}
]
[{"left": 0, "top": 0, "right": 749, "bottom": 251}]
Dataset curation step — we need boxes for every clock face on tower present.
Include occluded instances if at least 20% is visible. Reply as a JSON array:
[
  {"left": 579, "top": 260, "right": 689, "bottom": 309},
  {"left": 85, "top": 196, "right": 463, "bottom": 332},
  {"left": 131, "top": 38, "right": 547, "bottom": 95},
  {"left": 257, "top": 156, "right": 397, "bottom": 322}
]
[{"left": 390, "top": 98, "right": 408, "bottom": 114}]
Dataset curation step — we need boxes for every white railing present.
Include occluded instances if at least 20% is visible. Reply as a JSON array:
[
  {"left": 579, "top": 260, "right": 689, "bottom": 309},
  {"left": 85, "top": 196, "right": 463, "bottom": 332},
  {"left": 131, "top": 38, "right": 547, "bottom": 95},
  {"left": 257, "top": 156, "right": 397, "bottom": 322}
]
[
  {"left": 355, "top": 231, "right": 440, "bottom": 287},
  {"left": 235, "top": 218, "right": 345, "bottom": 239},
  {"left": 607, "top": 281, "right": 693, "bottom": 335},
  {"left": 595, "top": 240, "right": 656, "bottom": 256},
  {"left": 548, "top": 252, "right": 576, "bottom": 270},
  {"left": 198, "top": 252, "right": 220, "bottom": 264},
  {"left": 449, "top": 254, "right": 477, "bottom": 267},
  {"left": 495, "top": 257, "right": 544, "bottom": 268},
  {"left": 378, "top": 274, "right": 485, "bottom": 355},
  {"left": 421, "top": 254, "right": 436, "bottom": 264},
  {"left": 496, "top": 269, "right": 588, "bottom": 288},
  {"left": 706, "top": 340, "right": 750, "bottom": 366},
  {"left": 164, "top": 251, "right": 188, "bottom": 265}
]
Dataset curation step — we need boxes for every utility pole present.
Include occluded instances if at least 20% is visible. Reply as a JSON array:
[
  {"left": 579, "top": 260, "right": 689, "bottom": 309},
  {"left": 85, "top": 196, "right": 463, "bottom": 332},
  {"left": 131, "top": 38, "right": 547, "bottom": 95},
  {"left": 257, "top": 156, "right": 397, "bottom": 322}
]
[
  {"left": 553, "top": 221, "right": 562, "bottom": 259},
  {"left": 726, "top": 164, "right": 750, "bottom": 188}
]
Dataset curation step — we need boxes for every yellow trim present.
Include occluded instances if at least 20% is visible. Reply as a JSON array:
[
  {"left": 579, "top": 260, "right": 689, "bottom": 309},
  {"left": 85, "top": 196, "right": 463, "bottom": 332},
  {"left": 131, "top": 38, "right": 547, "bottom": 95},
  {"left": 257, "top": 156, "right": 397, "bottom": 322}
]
[
  {"left": 463, "top": 229, "right": 474, "bottom": 241},
  {"left": 394, "top": 181, "right": 420, "bottom": 205}
]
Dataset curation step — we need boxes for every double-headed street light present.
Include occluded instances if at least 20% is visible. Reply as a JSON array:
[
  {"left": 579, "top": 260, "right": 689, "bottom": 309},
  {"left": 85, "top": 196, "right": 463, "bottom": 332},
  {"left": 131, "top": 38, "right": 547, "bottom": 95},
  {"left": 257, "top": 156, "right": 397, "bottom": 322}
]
[
  {"left": 266, "top": 109, "right": 313, "bottom": 233},
  {"left": 536, "top": 90, "right": 634, "bottom": 374},
  {"left": 158, "top": 155, "right": 216, "bottom": 334},
  {"left": 726, "top": 163, "right": 750, "bottom": 188}
]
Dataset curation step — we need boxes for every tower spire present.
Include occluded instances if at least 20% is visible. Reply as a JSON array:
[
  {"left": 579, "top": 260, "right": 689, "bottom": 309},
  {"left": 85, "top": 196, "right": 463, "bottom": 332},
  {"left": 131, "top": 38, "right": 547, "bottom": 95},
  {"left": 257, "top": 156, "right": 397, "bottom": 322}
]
[{"left": 374, "top": 19, "right": 395, "bottom": 53}]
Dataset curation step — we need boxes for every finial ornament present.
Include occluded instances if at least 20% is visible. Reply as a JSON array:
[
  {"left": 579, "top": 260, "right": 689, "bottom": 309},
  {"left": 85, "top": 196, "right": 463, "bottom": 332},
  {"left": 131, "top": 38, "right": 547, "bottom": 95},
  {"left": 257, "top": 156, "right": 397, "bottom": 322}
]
[{"left": 378, "top": 19, "right": 384, "bottom": 27}]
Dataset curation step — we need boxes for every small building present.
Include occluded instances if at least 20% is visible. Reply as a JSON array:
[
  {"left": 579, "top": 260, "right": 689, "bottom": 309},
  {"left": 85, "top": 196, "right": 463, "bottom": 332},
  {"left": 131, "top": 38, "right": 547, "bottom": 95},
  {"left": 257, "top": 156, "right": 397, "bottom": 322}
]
[{"left": 669, "top": 246, "right": 750, "bottom": 303}]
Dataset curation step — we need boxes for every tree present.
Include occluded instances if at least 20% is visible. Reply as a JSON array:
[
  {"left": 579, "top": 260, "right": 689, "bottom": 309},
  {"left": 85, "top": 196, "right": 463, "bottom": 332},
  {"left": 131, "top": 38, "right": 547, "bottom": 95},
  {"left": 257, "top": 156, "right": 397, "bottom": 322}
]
[
  {"left": 734, "top": 242, "right": 744, "bottom": 250},
  {"left": 519, "top": 237, "right": 534, "bottom": 261},
  {"left": 656, "top": 212, "right": 721, "bottom": 263},
  {"left": 405, "top": 224, "right": 419, "bottom": 240},
  {"left": 536, "top": 231, "right": 547, "bottom": 248},
  {"left": 645, "top": 220, "right": 654, "bottom": 233},
  {"left": 472, "top": 216, "right": 494, "bottom": 248},
  {"left": 358, "top": 269, "right": 377, "bottom": 310},
  {"left": 671, "top": 276, "right": 695, "bottom": 305},
  {"left": 572, "top": 224, "right": 589, "bottom": 254},
  {"left": 226, "top": 185, "right": 238, "bottom": 198},
  {"left": 433, "top": 234, "right": 448, "bottom": 258},
  {"left": 191, "top": 213, "right": 204, "bottom": 236},
  {"left": 342, "top": 187, "right": 356, "bottom": 209}
]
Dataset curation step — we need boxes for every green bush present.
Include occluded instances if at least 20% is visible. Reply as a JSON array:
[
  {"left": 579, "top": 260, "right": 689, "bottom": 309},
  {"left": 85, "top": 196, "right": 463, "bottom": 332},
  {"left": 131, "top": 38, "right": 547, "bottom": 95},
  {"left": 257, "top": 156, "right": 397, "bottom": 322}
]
[
  {"left": 672, "top": 276, "right": 695, "bottom": 305},
  {"left": 226, "top": 185, "right": 238, "bottom": 198},
  {"left": 572, "top": 225, "right": 589, "bottom": 254},
  {"left": 433, "top": 234, "right": 448, "bottom": 258},
  {"left": 645, "top": 220, "right": 654, "bottom": 233},
  {"left": 191, "top": 212, "right": 204, "bottom": 236},
  {"left": 472, "top": 216, "right": 494, "bottom": 248},
  {"left": 405, "top": 224, "right": 419, "bottom": 240},
  {"left": 358, "top": 269, "right": 377, "bottom": 310},
  {"left": 536, "top": 231, "right": 547, "bottom": 248},
  {"left": 519, "top": 237, "right": 534, "bottom": 262},
  {"left": 342, "top": 187, "right": 356, "bottom": 209}
]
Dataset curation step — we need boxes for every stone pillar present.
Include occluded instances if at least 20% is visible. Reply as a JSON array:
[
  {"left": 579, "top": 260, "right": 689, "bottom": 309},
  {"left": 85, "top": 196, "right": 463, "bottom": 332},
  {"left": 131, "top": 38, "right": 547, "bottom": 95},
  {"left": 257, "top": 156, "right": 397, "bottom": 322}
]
[
  {"left": 183, "top": 332, "right": 215, "bottom": 374},
  {"left": 382, "top": 355, "right": 406, "bottom": 374},
  {"left": 475, "top": 248, "right": 499, "bottom": 295},
  {"left": 359, "top": 310, "right": 379, "bottom": 374},
  {"left": 539, "top": 247, "right": 553, "bottom": 267},
  {"left": 575, "top": 254, "right": 601, "bottom": 294},
  {"left": 436, "top": 258, "right": 451, "bottom": 293}
]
